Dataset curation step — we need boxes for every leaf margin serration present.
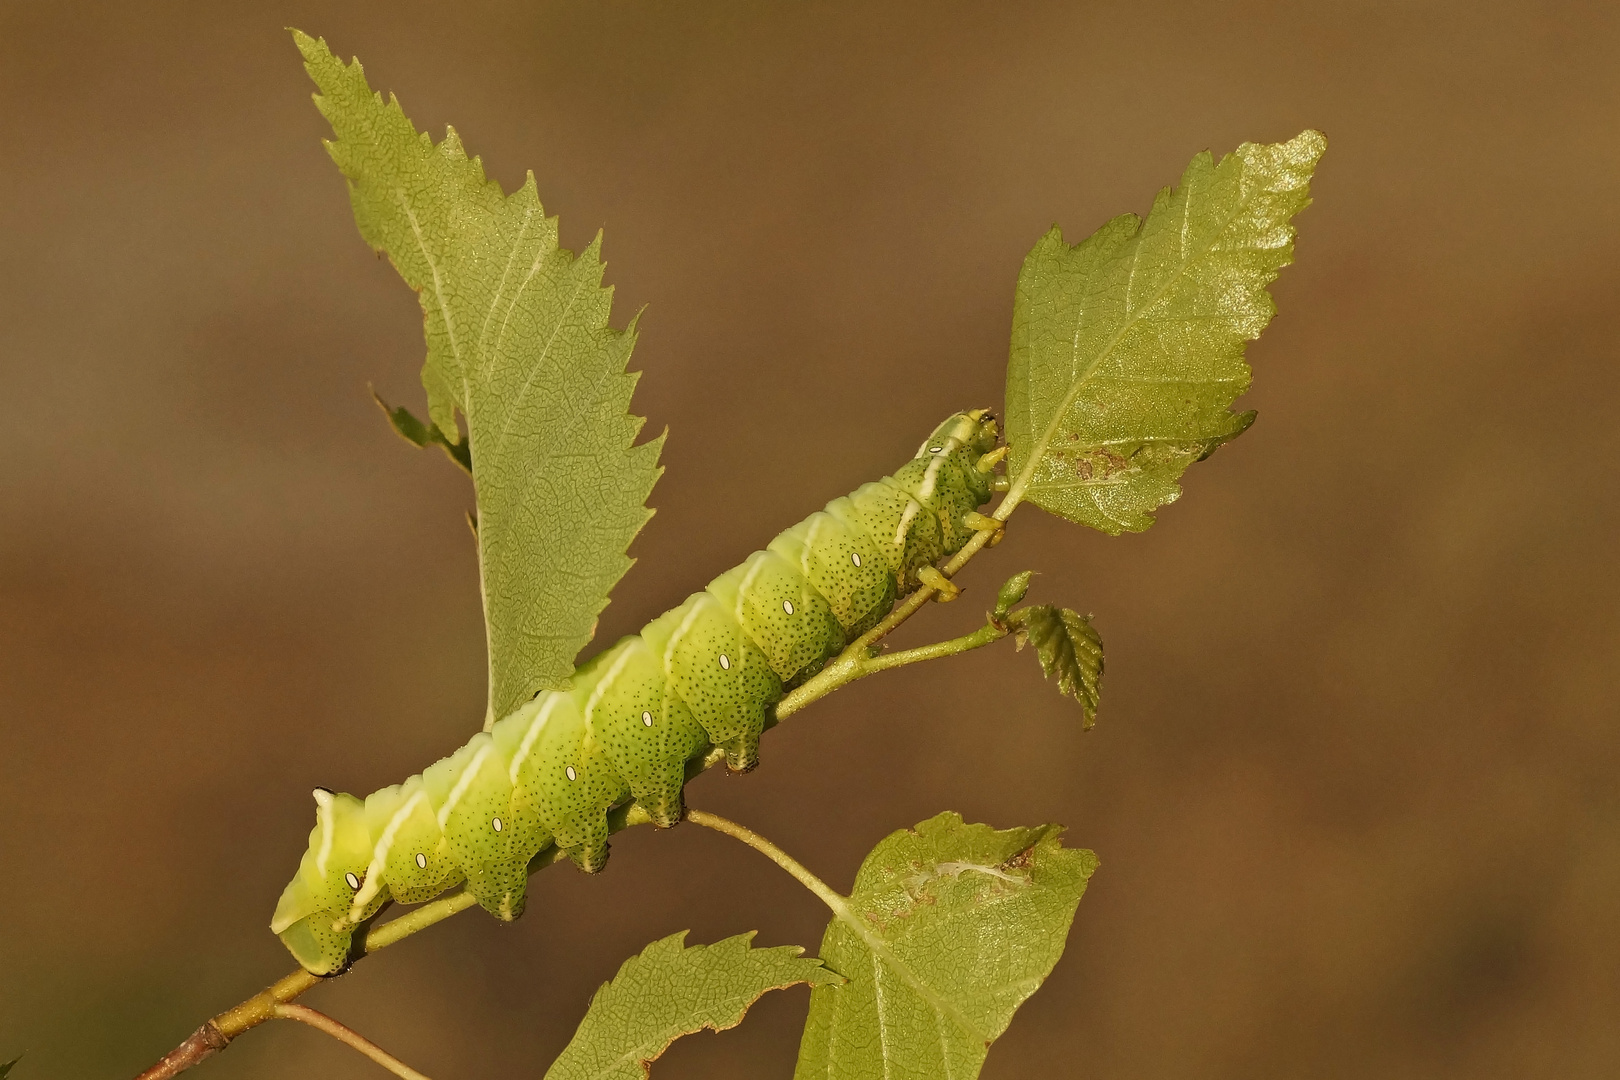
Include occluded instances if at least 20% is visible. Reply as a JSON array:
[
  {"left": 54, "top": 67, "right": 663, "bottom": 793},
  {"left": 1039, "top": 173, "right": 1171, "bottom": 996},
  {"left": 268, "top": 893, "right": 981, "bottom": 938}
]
[
  {"left": 295, "top": 30, "right": 665, "bottom": 720},
  {"left": 546, "top": 930, "right": 841, "bottom": 1080}
]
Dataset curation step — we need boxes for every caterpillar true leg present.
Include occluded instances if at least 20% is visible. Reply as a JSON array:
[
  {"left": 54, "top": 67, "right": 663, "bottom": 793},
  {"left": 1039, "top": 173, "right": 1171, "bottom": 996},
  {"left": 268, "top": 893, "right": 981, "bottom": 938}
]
[
  {"left": 976, "top": 446, "right": 1009, "bottom": 474},
  {"left": 916, "top": 566, "right": 961, "bottom": 600},
  {"left": 272, "top": 411, "right": 1000, "bottom": 975},
  {"left": 962, "top": 509, "right": 1006, "bottom": 548}
]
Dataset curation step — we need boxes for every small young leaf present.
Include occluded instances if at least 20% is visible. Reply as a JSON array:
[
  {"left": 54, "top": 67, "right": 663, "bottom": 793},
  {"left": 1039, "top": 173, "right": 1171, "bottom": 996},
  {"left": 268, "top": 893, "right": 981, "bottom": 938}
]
[
  {"left": 1006, "top": 605, "right": 1104, "bottom": 728},
  {"left": 794, "top": 813, "right": 1097, "bottom": 1080},
  {"left": 297, "top": 32, "right": 664, "bottom": 721},
  {"left": 373, "top": 391, "right": 472, "bottom": 474},
  {"left": 993, "top": 571, "right": 1033, "bottom": 619},
  {"left": 1004, "top": 131, "right": 1325, "bottom": 534},
  {"left": 546, "top": 932, "right": 840, "bottom": 1080}
]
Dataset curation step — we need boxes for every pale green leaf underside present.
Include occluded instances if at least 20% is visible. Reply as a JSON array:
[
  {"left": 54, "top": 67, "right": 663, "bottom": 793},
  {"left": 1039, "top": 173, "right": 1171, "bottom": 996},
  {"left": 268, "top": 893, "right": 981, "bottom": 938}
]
[
  {"left": 297, "top": 31, "right": 663, "bottom": 719},
  {"left": 1004, "top": 130, "right": 1325, "bottom": 534},
  {"left": 794, "top": 813, "right": 1097, "bottom": 1080},
  {"left": 546, "top": 932, "right": 839, "bottom": 1080},
  {"left": 1010, "top": 605, "right": 1104, "bottom": 728}
]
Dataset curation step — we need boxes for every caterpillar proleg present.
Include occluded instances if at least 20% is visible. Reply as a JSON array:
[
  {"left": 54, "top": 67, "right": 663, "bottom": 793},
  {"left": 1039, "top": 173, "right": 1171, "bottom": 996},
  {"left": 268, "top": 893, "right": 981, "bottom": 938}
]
[{"left": 271, "top": 411, "right": 1000, "bottom": 974}]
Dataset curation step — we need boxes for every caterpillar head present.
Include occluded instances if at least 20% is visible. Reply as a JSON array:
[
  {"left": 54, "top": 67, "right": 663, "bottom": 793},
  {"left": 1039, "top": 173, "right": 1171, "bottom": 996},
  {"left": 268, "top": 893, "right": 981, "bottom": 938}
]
[
  {"left": 269, "top": 788, "right": 380, "bottom": 974},
  {"left": 916, "top": 410, "right": 1001, "bottom": 507},
  {"left": 917, "top": 409, "right": 999, "bottom": 460}
]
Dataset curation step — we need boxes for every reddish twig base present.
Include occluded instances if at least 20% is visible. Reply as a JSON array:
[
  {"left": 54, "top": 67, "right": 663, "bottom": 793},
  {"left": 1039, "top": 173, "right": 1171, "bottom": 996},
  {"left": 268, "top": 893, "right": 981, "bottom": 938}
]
[{"left": 132, "top": 1024, "right": 229, "bottom": 1080}]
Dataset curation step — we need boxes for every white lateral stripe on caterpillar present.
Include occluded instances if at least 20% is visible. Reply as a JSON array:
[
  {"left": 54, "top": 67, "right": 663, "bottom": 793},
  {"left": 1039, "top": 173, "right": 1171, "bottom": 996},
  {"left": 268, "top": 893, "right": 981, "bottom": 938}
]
[
  {"left": 917, "top": 440, "right": 953, "bottom": 501},
  {"left": 509, "top": 693, "right": 563, "bottom": 785},
  {"left": 352, "top": 790, "right": 428, "bottom": 914},
  {"left": 736, "top": 555, "right": 771, "bottom": 624},
  {"left": 801, "top": 515, "right": 827, "bottom": 577},
  {"left": 313, "top": 788, "right": 336, "bottom": 876},
  {"left": 893, "top": 499, "right": 922, "bottom": 547},
  {"left": 584, "top": 645, "right": 637, "bottom": 726},
  {"left": 920, "top": 456, "right": 946, "bottom": 508},
  {"left": 665, "top": 596, "right": 708, "bottom": 669},
  {"left": 438, "top": 743, "right": 494, "bottom": 829}
]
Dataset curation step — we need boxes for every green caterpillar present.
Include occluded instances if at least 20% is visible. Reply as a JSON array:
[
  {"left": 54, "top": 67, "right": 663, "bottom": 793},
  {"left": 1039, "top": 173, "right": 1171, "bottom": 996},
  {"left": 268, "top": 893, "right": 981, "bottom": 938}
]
[{"left": 272, "top": 410, "right": 1002, "bottom": 974}]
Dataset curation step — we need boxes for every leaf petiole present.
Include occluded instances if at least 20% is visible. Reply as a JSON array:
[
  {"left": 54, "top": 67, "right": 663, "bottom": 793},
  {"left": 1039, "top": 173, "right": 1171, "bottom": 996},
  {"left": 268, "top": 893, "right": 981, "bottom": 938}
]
[
  {"left": 857, "top": 619, "right": 1007, "bottom": 677},
  {"left": 685, "top": 809, "right": 993, "bottom": 1044},
  {"left": 685, "top": 810, "right": 851, "bottom": 919},
  {"left": 273, "top": 1004, "right": 434, "bottom": 1080}
]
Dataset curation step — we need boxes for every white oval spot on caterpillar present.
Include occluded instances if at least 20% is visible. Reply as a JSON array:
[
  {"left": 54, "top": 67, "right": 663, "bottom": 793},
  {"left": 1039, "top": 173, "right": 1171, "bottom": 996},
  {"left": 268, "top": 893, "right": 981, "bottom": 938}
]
[
  {"left": 719, "top": 653, "right": 731, "bottom": 670},
  {"left": 345, "top": 872, "right": 360, "bottom": 890},
  {"left": 565, "top": 765, "right": 578, "bottom": 781},
  {"left": 783, "top": 600, "right": 795, "bottom": 615},
  {"left": 492, "top": 816, "right": 503, "bottom": 832},
  {"left": 415, "top": 852, "right": 428, "bottom": 869},
  {"left": 642, "top": 710, "right": 653, "bottom": 726},
  {"left": 852, "top": 552, "right": 862, "bottom": 567},
  {"left": 929, "top": 445, "right": 943, "bottom": 453}
]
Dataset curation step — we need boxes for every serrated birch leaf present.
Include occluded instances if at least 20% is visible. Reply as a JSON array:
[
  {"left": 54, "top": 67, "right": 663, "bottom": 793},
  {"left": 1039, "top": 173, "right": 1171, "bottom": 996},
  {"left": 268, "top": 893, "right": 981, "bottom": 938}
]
[
  {"left": 545, "top": 932, "right": 840, "bottom": 1080},
  {"left": 297, "top": 31, "right": 663, "bottom": 720},
  {"left": 1004, "top": 131, "right": 1325, "bottom": 534},
  {"left": 1007, "top": 605, "right": 1104, "bottom": 728},
  {"left": 794, "top": 813, "right": 1097, "bottom": 1080}
]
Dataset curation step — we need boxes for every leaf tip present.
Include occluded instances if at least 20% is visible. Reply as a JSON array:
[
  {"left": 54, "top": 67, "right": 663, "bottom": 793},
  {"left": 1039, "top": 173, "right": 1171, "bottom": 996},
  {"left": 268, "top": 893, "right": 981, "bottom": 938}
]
[
  {"left": 290, "top": 27, "right": 338, "bottom": 73},
  {"left": 1291, "top": 127, "right": 1329, "bottom": 161}
]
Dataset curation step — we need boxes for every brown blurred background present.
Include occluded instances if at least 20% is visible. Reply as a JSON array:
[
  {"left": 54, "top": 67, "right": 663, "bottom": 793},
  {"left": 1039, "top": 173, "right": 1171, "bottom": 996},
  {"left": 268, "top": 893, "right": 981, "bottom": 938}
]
[{"left": 2, "top": 1, "right": 1616, "bottom": 1077}]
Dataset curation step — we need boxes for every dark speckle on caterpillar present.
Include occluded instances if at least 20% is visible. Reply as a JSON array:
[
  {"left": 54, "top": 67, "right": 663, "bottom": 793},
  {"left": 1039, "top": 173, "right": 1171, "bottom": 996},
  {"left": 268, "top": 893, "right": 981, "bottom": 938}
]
[{"left": 272, "top": 411, "right": 1001, "bottom": 974}]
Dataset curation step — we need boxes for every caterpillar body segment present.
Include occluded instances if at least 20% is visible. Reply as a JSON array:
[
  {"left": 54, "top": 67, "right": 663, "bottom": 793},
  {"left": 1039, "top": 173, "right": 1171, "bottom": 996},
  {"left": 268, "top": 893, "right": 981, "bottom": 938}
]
[{"left": 272, "top": 411, "right": 1000, "bottom": 974}]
